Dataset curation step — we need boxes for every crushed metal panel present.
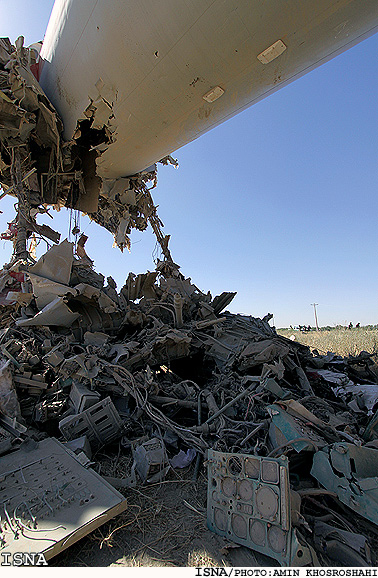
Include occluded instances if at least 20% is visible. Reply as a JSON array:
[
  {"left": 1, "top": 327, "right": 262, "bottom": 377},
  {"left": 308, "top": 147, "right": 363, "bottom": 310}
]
[
  {"left": 35, "top": 100, "right": 60, "bottom": 147},
  {"left": 363, "top": 409, "right": 378, "bottom": 441},
  {"left": 239, "top": 340, "right": 290, "bottom": 371},
  {"left": 207, "top": 449, "right": 314, "bottom": 566},
  {"left": 332, "top": 382, "right": 378, "bottom": 415},
  {"left": 210, "top": 291, "right": 237, "bottom": 315},
  {"left": 59, "top": 396, "right": 123, "bottom": 447},
  {"left": 73, "top": 283, "right": 118, "bottom": 313},
  {"left": 311, "top": 443, "right": 378, "bottom": 527},
  {"left": 69, "top": 381, "right": 101, "bottom": 413},
  {"left": 133, "top": 437, "right": 170, "bottom": 482},
  {"left": 71, "top": 303, "right": 122, "bottom": 333},
  {"left": 313, "top": 368, "right": 353, "bottom": 386},
  {"left": 152, "top": 330, "right": 191, "bottom": 364},
  {"left": 16, "top": 296, "right": 80, "bottom": 327},
  {"left": 0, "top": 38, "right": 13, "bottom": 65},
  {"left": 0, "top": 437, "right": 127, "bottom": 561},
  {"left": 104, "top": 178, "right": 133, "bottom": 202},
  {"left": 313, "top": 520, "right": 371, "bottom": 566},
  {"left": 201, "top": 331, "right": 248, "bottom": 365},
  {"left": 83, "top": 331, "right": 109, "bottom": 346},
  {"left": 264, "top": 378, "right": 290, "bottom": 400},
  {"left": 122, "top": 271, "right": 158, "bottom": 301},
  {"left": 28, "top": 272, "right": 76, "bottom": 309},
  {"left": 29, "top": 239, "right": 74, "bottom": 285},
  {"left": 267, "top": 403, "right": 327, "bottom": 453},
  {"left": 159, "top": 275, "right": 196, "bottom": 299}
]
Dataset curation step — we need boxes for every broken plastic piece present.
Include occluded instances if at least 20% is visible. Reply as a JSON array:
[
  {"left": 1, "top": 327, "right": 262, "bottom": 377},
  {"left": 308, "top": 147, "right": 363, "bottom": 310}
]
[
  {"left": 170, "top": 448, "right": 196, "bottom": 469},
  {"left": 63, "top": 435, "right": 92, "bottom": 459}
]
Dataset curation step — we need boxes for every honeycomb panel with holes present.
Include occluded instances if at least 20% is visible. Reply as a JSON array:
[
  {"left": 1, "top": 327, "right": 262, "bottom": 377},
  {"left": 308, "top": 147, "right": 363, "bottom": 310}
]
[{"left": 207, "top": 449, "right": 314, "bottom": 566}]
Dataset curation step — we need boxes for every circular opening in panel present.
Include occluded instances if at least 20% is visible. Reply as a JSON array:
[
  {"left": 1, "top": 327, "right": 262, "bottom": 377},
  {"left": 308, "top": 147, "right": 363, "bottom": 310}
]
[
  {"left": 228, "top": 456, "right": 242, "bottom": 476},
  {"left": 214, "top": 508, "right": 227, "bottom": 532},
  {"left": 256, "top": 486, "right": 279, "bottom": 519},
  {"left": 238, "top": 479, "right": 254, "bottom": 501},
  {"left": 221, "top": 477, "right": 236, "bottom": 497}
]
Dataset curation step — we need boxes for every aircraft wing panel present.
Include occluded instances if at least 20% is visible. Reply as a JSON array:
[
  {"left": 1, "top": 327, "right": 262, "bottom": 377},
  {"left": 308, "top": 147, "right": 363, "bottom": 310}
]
[{"left": 39, "top": 0, "right": 378, "bottom": 178}]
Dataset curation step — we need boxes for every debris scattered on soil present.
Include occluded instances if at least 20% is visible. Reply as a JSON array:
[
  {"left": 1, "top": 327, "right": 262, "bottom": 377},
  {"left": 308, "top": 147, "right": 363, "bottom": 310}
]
[
  {"left": 1, "top": 234, "right": 378, "bottom": 566},
  {"left": 1, "top": 34, "right": 378, "bottom": 568}
]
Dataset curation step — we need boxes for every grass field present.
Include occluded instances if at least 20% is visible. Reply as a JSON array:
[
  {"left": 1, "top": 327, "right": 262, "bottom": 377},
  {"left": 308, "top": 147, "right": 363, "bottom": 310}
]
[{"left": 277, "top": 327, "right": 378, "bottom": 357}]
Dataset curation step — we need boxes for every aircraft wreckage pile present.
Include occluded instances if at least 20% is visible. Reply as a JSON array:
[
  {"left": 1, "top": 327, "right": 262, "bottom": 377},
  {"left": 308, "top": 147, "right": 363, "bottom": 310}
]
[{"left": 1, "top": 36, "right": 378, "bottom": 568}]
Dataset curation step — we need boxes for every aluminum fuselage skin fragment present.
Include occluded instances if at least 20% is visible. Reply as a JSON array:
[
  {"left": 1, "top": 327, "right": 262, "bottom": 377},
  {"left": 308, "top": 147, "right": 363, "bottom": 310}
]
[{"left": 39, "top": 1, "right": 378, "bottom": 177}]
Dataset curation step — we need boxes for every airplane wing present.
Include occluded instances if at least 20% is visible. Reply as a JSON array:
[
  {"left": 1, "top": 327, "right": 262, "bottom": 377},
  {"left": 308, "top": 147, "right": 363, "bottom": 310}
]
[
  {"left": 39, "top": 0, "right": 378, "bottom": 179},
  {"left": 1, "top": 1, "right": 377, "bottom": 252}
]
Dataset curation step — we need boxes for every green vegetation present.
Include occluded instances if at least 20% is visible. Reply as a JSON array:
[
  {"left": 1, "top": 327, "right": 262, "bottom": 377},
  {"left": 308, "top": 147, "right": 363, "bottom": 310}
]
[{"left": 277, "top": 326, "right": 378, "bottom": 357}]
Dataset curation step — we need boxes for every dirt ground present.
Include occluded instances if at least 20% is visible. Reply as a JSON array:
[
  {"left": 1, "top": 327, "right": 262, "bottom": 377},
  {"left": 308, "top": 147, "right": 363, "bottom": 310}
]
[
  {"left": 48, "top": 448, "right": 378, "bottom": 568},
  {"left": 50, "top": 453, "right": 273, "bottom": 568}
]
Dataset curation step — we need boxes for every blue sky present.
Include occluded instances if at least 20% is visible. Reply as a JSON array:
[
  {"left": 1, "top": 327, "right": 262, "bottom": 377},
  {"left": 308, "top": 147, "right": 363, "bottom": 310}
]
[{"left": 0, "top": 1, "right": 377, "bottom": 328}]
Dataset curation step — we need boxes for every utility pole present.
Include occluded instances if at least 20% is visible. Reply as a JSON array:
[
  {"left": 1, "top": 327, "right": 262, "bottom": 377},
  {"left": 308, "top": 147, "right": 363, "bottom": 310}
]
[{"left": 311, "top": 303, "right": 319, "bottom": 331}]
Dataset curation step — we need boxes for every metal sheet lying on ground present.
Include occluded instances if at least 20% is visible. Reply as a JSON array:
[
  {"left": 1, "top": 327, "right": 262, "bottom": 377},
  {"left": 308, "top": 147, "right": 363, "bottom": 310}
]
[{"left": 0, "top": 437, "right": 127, "bottom": 560}]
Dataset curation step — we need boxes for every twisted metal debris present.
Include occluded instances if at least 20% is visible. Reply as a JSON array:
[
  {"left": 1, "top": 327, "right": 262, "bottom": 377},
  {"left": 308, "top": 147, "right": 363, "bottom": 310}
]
[{"left": 1, "top": 35, "right": 378, "bottom": 568}]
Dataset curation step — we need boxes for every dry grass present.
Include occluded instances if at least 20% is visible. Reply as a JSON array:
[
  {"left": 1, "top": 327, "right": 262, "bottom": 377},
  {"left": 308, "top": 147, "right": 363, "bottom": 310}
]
[
  {"left": 50, "top": 456, "right": 228, "bottom": 568},
  {"left": 187, "top": 550, "right": 226, "bottom": 567},
  {"left": 278, "top": 327, "right": 378, "bottom": 357}
]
